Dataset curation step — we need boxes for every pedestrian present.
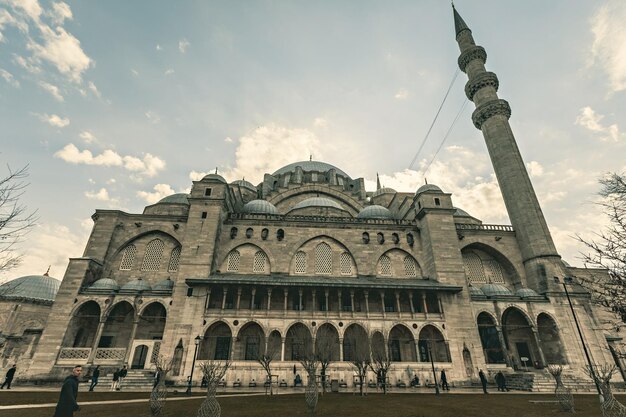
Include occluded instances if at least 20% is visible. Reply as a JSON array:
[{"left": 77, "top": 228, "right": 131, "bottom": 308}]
[
  {"left": 478, "top": 369, "right": 488, "bottom": 394},
  {"left": 440, "top": 369, "right": 450, "bottom": 391},
  {"left": 153, "top": 370, "right": 160, "bottom": 389},
  {"left": 89, "top": 365, "right": 100, "bottom": 391},
  {"left": 0, "top": 364, "right": 16, "bottom": 389},
  {"left": 53, "top": 365, "right": 81, "bottom": 417},
  {"left": 118, "top": 365, "right": 127, "bottom": 390},
  {"left": 495, "top": 371, "right": 509, "bottom": 392},
  {"left": 111, "top": 369, "right": 120, "bottom": 391}
]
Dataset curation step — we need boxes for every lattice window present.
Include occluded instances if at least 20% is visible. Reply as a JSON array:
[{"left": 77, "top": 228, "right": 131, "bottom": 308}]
[
  {"left": 463, "top": 252, "right": 486, "bottom": 284},
  {"left": 253, "top": 251, "right": 267, "bottom": 273},
  {"left": 340, "top": 252, "right": 353, "bottom": 275},
  {"left": 142, "top": 239, "right": 165, "bottom": 271},
  {"left": 379, "top": 255, "right": 392, "bottom": 276},
  {"left": 484, "top": 260, "right": 504, "bottom": 284},
  {"left": 404, "top": 256, "right": 417, "bottom": 277},
  {"left": 295, "top": 251, "right": 307, "bottom": 274},
  {"left": 168, "top": 247, "right": 181, "bottom": 272},
  {"left": 315, "top": 243, "right": 332, "bottom": 275},
  {"left": 150, "top": 341, "right": 162, "bottom": 364},
  {"left": 119, "top": 245, "right": 137, "bottom": 270},
  {"left": 227, "top": 250, "right": 241, "bottom": 272}
]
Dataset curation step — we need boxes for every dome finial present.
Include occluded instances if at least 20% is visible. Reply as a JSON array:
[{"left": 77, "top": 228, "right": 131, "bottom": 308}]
[
  {"left": 309, "top": 154, "right": 312, "bottom": 161},
  {"left": 215, "top": 167, "right": 218, "bottom": 174},
  {"left": 376, "top": 173, "right": 381, "bottom": 190},
  {"left": 44, "top": 265, "right": 50, "bottom": 276}
]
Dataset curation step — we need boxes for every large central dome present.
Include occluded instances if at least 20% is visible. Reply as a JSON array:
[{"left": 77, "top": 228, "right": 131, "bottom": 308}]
[{"left": 272, "top": 161, "right": 351, "bottom": 179}]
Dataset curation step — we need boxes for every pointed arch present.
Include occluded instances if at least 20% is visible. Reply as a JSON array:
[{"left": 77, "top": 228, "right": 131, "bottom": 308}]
[
  {"left": 461, "top": 243, "right": 521, "bottom": 286},
  {"left": 135, "top": 302, "right": 167, "bottom": 340},
  {"left": 537, "top": 313, "right": 567, "bottom": 364},
  {"left": 100, "top": 301, "right": 135, "bottom": 348},
  {"left": 340, "top": 252, "right": 355, "bottom": 275},
  {"left": 477, "top": 311, "right": 505, "bottom": 364},
  {"left": 377, "top": 249, "right": 422, "bottom": 278},
  {"left": 226, "top": 250, "right": 241, "bottom": 272},
  {"left": 378, "top": 255, "right": 392, "bottom": 276},
  {"left": 286, "top": 322, "right": 312, "bottom": 360},
  {"left": 502, "top": 307, "right": 541, "bottom": 369},
  {"left": 119, "top": 244, "right": 137, "bottom": 270},
  {"left": 199, "top": 321, "right": 232, "bottom": 360},
  {"left": 235, "top": 321, "right": 266, "bottom": 360},
  {"left": 142, "top": 238, "right": 165, "bottom": 271},
  {"left": 389, "top": 324, "right": 417, "bottom": 362},
  {"left": 253, "top": 250, "right": 268, "bottom": 273},
  {"left": 315, "top": 242, "right": 333, "bottom": 274},
  {"left": 294, "top": 251, "right": 307, "bottom": 274},
  {"left": 62, "top": 300, "right": 101, "bottom": 348},
  {"left": 316, "top": 323, "right": 340, "bottom": 362},
  {"left": 418, "top": 325, "right": 450, "bottom": 362},
  {"left": 168, "top": 246, "right": 181, "bottom": 272},
  {"left": 343, "top": 323, "right": 368, "bottom": 362}
]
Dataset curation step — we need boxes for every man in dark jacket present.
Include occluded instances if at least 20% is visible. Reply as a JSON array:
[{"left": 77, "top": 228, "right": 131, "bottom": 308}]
[
  {"left": 53, "top": 365, "right": 81, "bottom": 417},
  {"left": 0, "top": 364, "right": 16, "bottom": 389},
  {"left": 478, "top": 369, "right": 488, "bottom": 394},
  {"left": 118, "top": 365, "right": 127, "bottom": 390},
  {"left": 440, "top": 369, "right": 450, "bottom": 391},
  {"left": 88, "top": 365, "right": 100, "bottom": 391}
]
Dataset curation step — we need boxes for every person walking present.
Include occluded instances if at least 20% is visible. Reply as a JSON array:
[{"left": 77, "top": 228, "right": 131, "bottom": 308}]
[
  {"left": 53, "top": 365, "right": 81, "bottom": 417},
  {"left": 88, "top": 365, "right": 100, "bottom": 391},
  {"left": 0, "top": 364, "right": 16, "bottom": 389},
  {"left": 495, "top": 371, "right": 509, "bottom": 392},
  {"left": 440, "top": 369, "right": 450, "bottom": 391},
  {"left": 111, "top": 369, "right": 120, "bottom": 391},
  {"left": 478, "top": 369, "right": 488, "bottom": 394},
  {"left": 117, "top": 365, "right": 127, "bottom": 390}
]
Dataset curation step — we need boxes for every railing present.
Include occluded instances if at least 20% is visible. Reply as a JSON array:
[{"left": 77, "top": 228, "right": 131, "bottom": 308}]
[
  {"left": 94, "top": 348, "right": 127, "bottom": 361},
  {"left": 455, "top": 223, "right": 514, "bottom": 232},
  {"left": 228, "top": 213, "right": 413, "bottom": 226},
  {"left": 57, "top": 347, "right": 91, "bottom": 363}
]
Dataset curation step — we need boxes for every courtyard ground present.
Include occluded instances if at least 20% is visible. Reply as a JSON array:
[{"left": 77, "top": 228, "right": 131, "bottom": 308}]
[{"left": 0, "top": 391, "right": 622, "bottom": 417}]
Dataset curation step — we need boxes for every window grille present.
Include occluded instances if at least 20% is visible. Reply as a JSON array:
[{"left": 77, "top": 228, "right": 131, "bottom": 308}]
[
  {"left": 253, "top": 251, "right": 267, "bottom": 273},
  {"left": 379, "top": 255, "right": 392, "bottom": 276},
  {"left": 168, "top": 246, "right": 181, "bottom": 272},
  {"left": 295, "top": 251, "right": 307, "bottom": 274},
  {"left": 119, "top": 244, "right": 137, "bottom": 270},
  {"left": 315, "top": 243, "right": 332, "bottom": 275},
  {"left": 340, "top": 252, "right": 353, "bottom": 275},
  {"left": 227, "top": 250, "right": 241, "bottom": 272},
  {"left": 463, "top": 252, "right": 486, "bottom": 284},
  {"left": 485, "top": 260, "right": 504, "bottom": 284},
  {"left": 141, "top": 239, "right": 164, "bottom": 271},
  {"left": 403, "top": 256, "right": 417, "bottom": 277}
]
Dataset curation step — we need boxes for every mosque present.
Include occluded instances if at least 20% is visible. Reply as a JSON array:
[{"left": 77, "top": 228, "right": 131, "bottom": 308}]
[{"left": 2, "top": 6, "right": 623, "bottom": 389}]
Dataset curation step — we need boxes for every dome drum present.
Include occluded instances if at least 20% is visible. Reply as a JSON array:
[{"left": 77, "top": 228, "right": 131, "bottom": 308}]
[
  {"left": 357, "top": 205, "right": 394, "bottom": 220},
  {"left": 243, "top": 200, "right": 279, "bottom": 215}
]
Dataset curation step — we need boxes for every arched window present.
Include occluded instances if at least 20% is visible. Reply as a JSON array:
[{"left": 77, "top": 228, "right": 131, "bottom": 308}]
[
  {"left": 142, "top": 239, "right": 164, "bottom": 271},
  {"left": 315, "top": 243, "right": 332, "bottom": 275},
  {"left": 119, "top": 244, "right": 137, "bottom": 270},
  {"left": 362, "top": 232, "right": 370, "bottom": 244},
  {"left": 295, "top": 251, "right": 307, "bottom": 274},
  {"left": 403, "top": 256, "right": 417, "bottom": 277},
  {"left": 253, "top": 251, "right": 267, "bottom": 273},
  {"left": 246, "top": 228, "right": 253, "bottom": 238},
  {"left": 378, "top": 255, "right": 392, "bottom": 276},
  {"left": 277, "top": 229, "right": 284, "bottom": 241},
  {"left": 168, "top": 246, "right": 181, "bottom": 272},
  {"left": 227, "top": 250, "right": 241, "bottom": 272},
  {"left": 340, "top": 252, "right": 353, "bottom": 275},
  {"left": 484, "top": 260, "right": 504, "bottom": 284},
  {"left": 463, "top": 252, "right": 486, "bottom": 284}
]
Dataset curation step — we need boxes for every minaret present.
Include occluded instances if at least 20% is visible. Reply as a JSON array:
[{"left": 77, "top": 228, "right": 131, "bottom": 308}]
[{"left": 452, "top": 6, "right": 564, "bottom": 292}]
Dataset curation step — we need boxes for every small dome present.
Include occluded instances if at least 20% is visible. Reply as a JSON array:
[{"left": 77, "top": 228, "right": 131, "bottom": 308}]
[
  {"left": 357, "top": 205, "right": 394, "bottom": 220},
  {"left": 121, "top": 278, "right": 152, "bottom": 292},
  {"left": 272, "top": 161, "right": 351, "bottom": 178},
  {"left": 157, "top": 193, "right": 190, "bottom": 205},
  {"left": 243, "top": 200, "right": 279, "bottom": 215},
  {"left": 201, "top": 173, "right": 227, "bottom": 183},
  {"left": 468, "top": 285, "right": 485, "bottom": 297},
  {"left": 153, "top": 278, "right": 174, "bottom": 291},
  {"left": 453, "top": 207, "right": 472, "bottom": 217},
  {"left": 0, "top": 274, "right": 60, "bottom": 302},
  {"left": 372, "top": 187, "right": 396, "bottom": 198},
  {"left": 291, "top": 197, "right": 344, "bottom": 211},
  {"left": 416, "top": 184, "right": 443, "bottom": 195},
  {"left": 516, "top": 288, "right": 540, "bottom": 298},
  {"left": 481, "top": 283, "right": 513, "bottom": 297},
  {"left": 230, "top": 180, "right": 257, "bottom": 192},
  {"left": 89, "top": 278, "right": 120, "bottom": 291}
]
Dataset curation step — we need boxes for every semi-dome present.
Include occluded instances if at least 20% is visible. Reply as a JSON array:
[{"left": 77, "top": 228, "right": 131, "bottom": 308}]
[
  {"left": 0, "top": 274, "right": 60, "bottom": 302},
  {"left": 516, "top": 288, "right": 540, "bottom": 298},
  {"left": 243, "top": 199, "right": 279, "bottom": 215},
  {"left": 89, "top": 278, "right": 120, "bottom": 291},
  {"left": 291, "top": 197, "right": 344, "bottom": 211},
  {"left": 357, "top": 205, "right": 394, "bottom": 220},
  {"left": 121, "top": 278, "right": 152, "bottom": 292},
  {"left": 481, "top": 283, "right": 513, "bottom": 297},
  {"left": 416, "top": 184, "right": 443, "bottom": 195},
  {"left": 230, "top": 179, "right": 257, "bottom": 192},
  {"left": 272, "top": 161, "right": 350, "bottom": 178},
  {"left": 468, "top": 285, "right": 486, "bottom": 297},
  {"left": 453, "top": 207, "right": 472, "bottom": 217},
  {"left": 201, "top": 173, "right": 227, "bottom": 183},
  {"left": 153, "top": 278, "right": 174, "bottom": 291},
  {"left": 372, "top": 187, "right": 396, "bottom": 198},
  {"left": 157, "top": 193, "right": 190, "bottom": 205}
]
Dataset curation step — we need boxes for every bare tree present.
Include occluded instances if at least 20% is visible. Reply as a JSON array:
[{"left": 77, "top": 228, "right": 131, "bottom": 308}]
[
  {"left": 345, "top": 329, "right": 371, "bottom": 396},
  {"left": 0, "top": 165, "right": 37, "bottom": 274},
  {"left": 290, "top": 325, "right": 319, "bottom": 414},
  {"left": 315, "top": 326, "right": 338, "bottom": 395},
  {"left": 584, "top": 364, "right": 626, "bottom": 417},
  {"left": 257, "top": 341, "right": 280, "bottom": 395},
  {"left": 150, "top": 355, "right": 173, "bottom": 416},
  {"left": 196, "top": 360, "right": 230, "bottom": 417},
  {"left": 369, "top": 336, "right": 391, "bottom": 394},
  {"left": 576, "top": 173, "right": 626, "bottom": 330}
]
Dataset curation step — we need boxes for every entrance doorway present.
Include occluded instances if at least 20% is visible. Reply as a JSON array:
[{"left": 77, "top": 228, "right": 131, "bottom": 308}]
[
  {"left": 515, "top": 342, "right": 532, "bottom": 369},
  {"left": 132, "top": 344, "right": 149, "bottom": 369}
]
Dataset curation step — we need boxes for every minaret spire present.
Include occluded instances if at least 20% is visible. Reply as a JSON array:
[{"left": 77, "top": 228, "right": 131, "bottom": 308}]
[
  {"left": 376, "top": 173, "right": 381, "bottom": 190},
  {"left": 452, "top": 6, "right": 563, "bottom": 292}
]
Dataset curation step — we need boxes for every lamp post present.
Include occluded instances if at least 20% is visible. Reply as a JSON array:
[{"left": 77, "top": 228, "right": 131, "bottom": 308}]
[
  {"left": 186, "top": 335, "right": 202, "bottom": 394},
  {"left": 428, "top": 341, "right": 440, "bottom": 395}
]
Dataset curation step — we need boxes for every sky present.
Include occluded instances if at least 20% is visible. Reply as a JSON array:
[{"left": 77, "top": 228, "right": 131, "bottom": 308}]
[{"left": 1, "top": 0, "right": 626, "bottom": 282}]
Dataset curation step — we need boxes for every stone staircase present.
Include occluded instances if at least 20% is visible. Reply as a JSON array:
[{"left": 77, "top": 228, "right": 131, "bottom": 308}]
[
  {"left": 102, "top": 370, "right": 156, "bottom": 390},
  {"left": 506, "top": 370, "right": 621, "bottom": 392}
]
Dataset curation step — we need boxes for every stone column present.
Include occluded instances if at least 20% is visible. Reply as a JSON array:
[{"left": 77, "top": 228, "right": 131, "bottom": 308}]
[
  {"left": 409, "top": 291, "right": 415, "bottom": 319},
  {"left": 339, "top": 337, "right": 344, "bottom": 362},
  {"left": 421, "top": 293, "right": 428, "bottom": 319},
  {"left": 236, "top": 287, "right": 242, "bottom": 310},
  {"left": 124, "top": 319, "right": 139, "bottom": 363},
  {"left": 495, "top": 326, "right": 512, "bottom": 367},
  {"left": 338, "top": 289, "right": 343, "bottom": 318},
  {"left": 415, "top": 341, "right": 421, "bottom": 362},
  {"left": 283, "top": 289, "right": 288, "bottom": 312},
  {"left": 312, "top": 290, "right": 317, "bottom": 315},
  {"left": 281, "top": 337, "right": 286, "bottom": 361},
  {"left": 395, "top": 291, "right": 401, "bottom": 316},
  {"left": 438, "top": 297, "right": 445, "bottom": 317},
  {"left": 350, "top": 290, "right": 355, "bottom": 315},
  {"left": 88, "top": 319, "right": 107, "bottom": 363},
  {"left": 324, "top": 290, "right": 329, "bottom": 317},
  {"left": 251, "top": 287, "right": 257, "bottom": 310},
  {"left": 380, "top": 292, "right": 386, "bottom": 318},
  {"left": 298, "top": 289, "right": 303, "bottom": 312},
  {"left": 204, "top": 288, "right": 212, "bottom": 310},
  {"left": 266, "top": 288, "right": 272, "bottom": 312},
  {"left": 532, "top": 328, "right": 548, "bottom": 367},
  {"left": 364, "top": 291, "right": 370, "bottom": 318},
  {"left": 221, "top": 288, "right": 228, "bottom": 311}
]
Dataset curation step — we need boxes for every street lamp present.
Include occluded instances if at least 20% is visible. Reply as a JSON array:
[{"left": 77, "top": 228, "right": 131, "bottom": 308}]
[
  {"left": 428, "top": 341, "right": 440, "bottom": 395},
  {"left": 186, "top": 335, "right": 202, "bottom": 394}
]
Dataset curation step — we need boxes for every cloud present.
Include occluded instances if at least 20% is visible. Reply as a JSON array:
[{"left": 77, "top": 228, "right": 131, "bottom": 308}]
[
  {"left": 164, "top": 68, "right": 174, "bottom": 75},
  {"left": 79, "top": 130, "right": 97, "bottom": 143},
  {"left": 575, "top": 106, "right": 622, "bottom": 141},
  {"left": 48, "top": 2, "right": 72, "bottom": 24},
  {"left": 224, "top": 136, "right": 233, "bottom": 143},
  {"left": 394, "top": 89, "right": 409, "bottom": 100},
  {"left": 87, "top": 81, "right": 101, "bottom": 98},
  {"left": 13, "top": 54, "right": 41, "bottom": 73},
  {"left": 38, "top": 80, "right": 63, "bottom": 101},
  {"left": 137, "top": 183, "right": 176, "bottom": 204},
  {"left": 145, "top": 110, "right": 160, "bottom": 124},
  {"left": 0, "top": 8, "right": 28, "bottom": 42},
  {"left": 54, "top": 143, "right": 166, "bottom": 177},
  {"left": 178, "top": 38, "right": 190, "bottom": 53},
  {"left": 36, "top": 113, "right": 69, "bottom": 127},
  {"left": 589, "top": 1, "right": 626, "bottom": 93},
  {"left": 313, "top": 117, "right": 328, "bottom": 128},
  {"left": 5, "top": 0, "right": 43, "bottom": 22},
  {"left": 84, "top": 187, "right": 111, "bottom": 201},
  {"left": 131, "top": 68, "right": 139, "bottom": 76},
  {"left": 0, "top": 68, "right": 19, "bottom": 87},
  {"left": 156, "top": 44, "right": 162, "bottom": 51},
  {"left": 526, "top": 161, "right": 544, "bottom": 178}
]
